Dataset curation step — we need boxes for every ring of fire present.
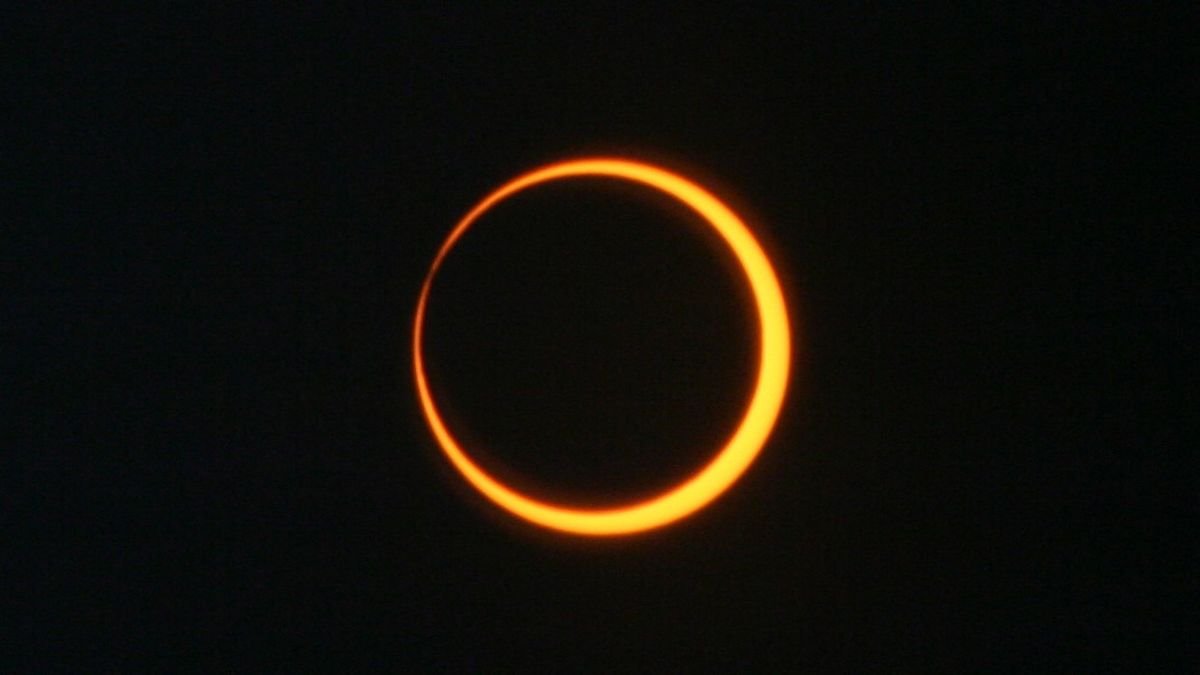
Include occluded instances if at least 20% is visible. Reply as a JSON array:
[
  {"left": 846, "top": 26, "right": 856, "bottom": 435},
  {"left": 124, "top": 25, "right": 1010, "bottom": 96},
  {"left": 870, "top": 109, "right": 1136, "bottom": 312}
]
[{"left": 413, "top": 157, "right": 791, "bottom": 536}]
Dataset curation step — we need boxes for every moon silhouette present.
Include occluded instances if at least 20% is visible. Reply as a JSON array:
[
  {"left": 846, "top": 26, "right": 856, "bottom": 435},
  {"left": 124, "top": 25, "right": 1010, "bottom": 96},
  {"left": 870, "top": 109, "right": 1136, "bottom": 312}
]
[{"left": 413, "top": 158, "right": 791, "bottom": 536}]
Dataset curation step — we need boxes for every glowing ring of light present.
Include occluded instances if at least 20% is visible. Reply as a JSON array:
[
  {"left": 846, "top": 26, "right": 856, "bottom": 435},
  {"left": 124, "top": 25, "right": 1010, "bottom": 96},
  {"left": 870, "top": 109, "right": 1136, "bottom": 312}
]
[{"left": 414, "top": 157, "right": 791, "bottom": 536}]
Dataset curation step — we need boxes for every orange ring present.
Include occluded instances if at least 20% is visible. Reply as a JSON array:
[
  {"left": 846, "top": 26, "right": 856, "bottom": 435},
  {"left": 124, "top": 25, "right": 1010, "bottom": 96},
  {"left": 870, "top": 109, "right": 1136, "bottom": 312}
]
[{"left": 414, "top": 158, "right": 791, "bottom": 535}]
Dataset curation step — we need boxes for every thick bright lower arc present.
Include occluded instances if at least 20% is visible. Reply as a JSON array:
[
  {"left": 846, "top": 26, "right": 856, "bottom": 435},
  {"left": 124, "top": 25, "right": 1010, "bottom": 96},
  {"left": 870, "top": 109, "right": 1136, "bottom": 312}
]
[{"left": 413, "top": 158, "right": 791, "bottom": 536}]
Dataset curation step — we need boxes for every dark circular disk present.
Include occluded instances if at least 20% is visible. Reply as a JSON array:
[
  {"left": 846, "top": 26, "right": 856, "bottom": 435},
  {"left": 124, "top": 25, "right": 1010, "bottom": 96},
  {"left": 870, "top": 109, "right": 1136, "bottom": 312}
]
[{"left": 421, "top": 177, "right": 758, "bottom": 507}]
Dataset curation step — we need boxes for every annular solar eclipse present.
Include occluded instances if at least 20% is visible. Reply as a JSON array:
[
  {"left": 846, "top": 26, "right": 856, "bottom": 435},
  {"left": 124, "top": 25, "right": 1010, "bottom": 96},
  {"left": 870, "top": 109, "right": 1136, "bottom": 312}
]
[{"left": 413, "top": 158, "right": 791, "bottom": 536}]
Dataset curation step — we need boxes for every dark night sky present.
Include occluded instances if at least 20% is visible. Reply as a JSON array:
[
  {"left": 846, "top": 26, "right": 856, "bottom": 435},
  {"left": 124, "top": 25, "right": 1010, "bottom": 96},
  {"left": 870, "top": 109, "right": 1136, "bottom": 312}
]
[{"left": 4, "top": 5, "right": 1192, "bottom": 671}]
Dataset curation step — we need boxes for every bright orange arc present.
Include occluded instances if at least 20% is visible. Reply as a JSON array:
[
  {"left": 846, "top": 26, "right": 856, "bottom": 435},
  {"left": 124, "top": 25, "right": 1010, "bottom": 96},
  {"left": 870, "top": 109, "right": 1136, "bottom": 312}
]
[{"left": 413, "top": 158, "right": 791, "bottom": 536}]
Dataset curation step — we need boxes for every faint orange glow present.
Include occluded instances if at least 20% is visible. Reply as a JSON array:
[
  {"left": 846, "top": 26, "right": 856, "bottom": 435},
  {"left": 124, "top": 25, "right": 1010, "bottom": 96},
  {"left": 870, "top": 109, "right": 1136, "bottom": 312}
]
[{"left": 413, "top": 158, "right": 791, "bottom": 536}]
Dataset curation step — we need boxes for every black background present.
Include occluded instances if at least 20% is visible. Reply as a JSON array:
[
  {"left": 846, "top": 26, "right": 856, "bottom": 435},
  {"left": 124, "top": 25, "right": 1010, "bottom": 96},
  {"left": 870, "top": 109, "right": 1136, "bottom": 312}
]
[{"left": 4, "top": 5, "right": 1192, "bottom": 671}]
